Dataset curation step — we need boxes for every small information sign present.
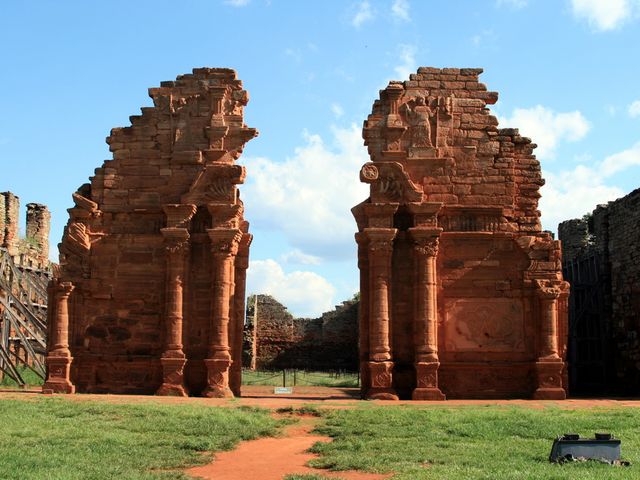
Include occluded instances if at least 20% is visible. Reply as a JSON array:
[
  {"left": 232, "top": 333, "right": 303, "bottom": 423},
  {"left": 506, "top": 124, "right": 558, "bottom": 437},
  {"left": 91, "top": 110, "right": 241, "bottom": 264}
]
[{"left": 274, "top": 387, "right": 293, "bottom": 394}]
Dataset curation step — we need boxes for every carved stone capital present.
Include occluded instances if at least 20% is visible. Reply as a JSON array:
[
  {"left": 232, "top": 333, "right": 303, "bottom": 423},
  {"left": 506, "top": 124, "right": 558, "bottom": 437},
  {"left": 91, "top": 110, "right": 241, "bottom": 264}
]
[
  {"left": 408, "top": 227, "right": 441, "bottom": 258},
  {"left": 48, "top": 280, "right": 75, "bottom": 299},
  {"left": 161, "top": 228, "right": 190, "bottom": 256},
  {"left": 207, "top": 203, "right": 243, "bottom": 229},
  {"left": 163, "top": 204, "right": 196, "bottom": 229},
  {"left": 207, "top": 229, "right": 242, "bottom": 256},
  {"left": 535, "top": 280, "right": 569, "bottom": 300},
  {"left": 364, "top": 228, "right": 397, "bottom": 255}
]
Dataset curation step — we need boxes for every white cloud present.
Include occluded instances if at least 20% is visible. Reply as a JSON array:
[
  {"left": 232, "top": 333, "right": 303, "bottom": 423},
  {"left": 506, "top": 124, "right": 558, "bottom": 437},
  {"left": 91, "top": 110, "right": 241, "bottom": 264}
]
[
  {"left": 498, "top": 105, "right": 590, "bottom": 160},
  {"left": 628, "top": 100, "right": 640, "bottom": 118},
  {"left": 331, "top": 103, "right": 344, "bottom": 118},
  {"left": 496, "top": 0, "right": 528, "bottom": 8},
  {"left": 280, "top": 249, "right": 322, "bottom": 266},
  {"left": 471, "top": 29, "right": 496, "bottom": 47},
  {"left": 570, "top": 0, "right": 639, "bottom": 31},
  {"left": 246, "top": 259, "right": 336, "bottom": 317},
  {"left": 391, "top": 0, "right": 411, "bottom": 21},
  {"left": 241, "top": 124, "right": 369, "bottom": 260},
  {"left": 540, "top": 142, "right": 640, "bottom": 231},
  {"left": 284, "top": 47, "right": 302, "bottom": 63},
  {"left": 393, "top": 43, "right": 417, "bottom": 80},
  {"left": 540, "top": 165, "right": 623, "bottom": 231},
  {"left": 599, "top": 141, "right": 640, "bottom": 176},
  {"left": 224, "top": 0, "right": 250, "bottom": 6},
  {"left": 351, "top": 1, "right": 374, "bottom": 27}
]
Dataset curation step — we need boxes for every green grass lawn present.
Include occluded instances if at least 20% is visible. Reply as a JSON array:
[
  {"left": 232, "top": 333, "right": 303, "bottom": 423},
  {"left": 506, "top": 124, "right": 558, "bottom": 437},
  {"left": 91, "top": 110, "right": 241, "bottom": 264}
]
[
  {"left": 0, "top": 397, "right": 280, "bottom": 480},
  {"left": 307, "top": 405, "right": 640, "bottom": 480},
  {"left": 0, "top": 367, "right": 44, "bottom": 388},
  {"left": 242, "top": 369, "right": 359, "bottom": 388},
  {"left": 1, "top": 396, "right": 638, "bottom": 480}
]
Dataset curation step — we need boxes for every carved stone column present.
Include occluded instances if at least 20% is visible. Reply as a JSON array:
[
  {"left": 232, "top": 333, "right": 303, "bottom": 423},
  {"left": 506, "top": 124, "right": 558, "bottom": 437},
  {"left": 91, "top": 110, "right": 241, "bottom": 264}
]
[
  {"left": 355, "top": 232, "right": 370, "bottom": 398},
  {"left": 229, "top": 231, "right": 251, "bottom": 397},
  {"left": 533, "top": 280, "right": 569, "bottom": 400},
  {"left": 364, "top": 227, "right": 398, "bottom": 400},
  {"left": 43, "top": 280, "right": 75, "bottom": 394},
  {"left": 202, "top": 228, "right": 242, "bottom": 398},
  {"left": 157, "top": 228, "right": 190, "bottom": 396},
  {"left": 409, "top": 228, "right": 445, "bottom": 400}
]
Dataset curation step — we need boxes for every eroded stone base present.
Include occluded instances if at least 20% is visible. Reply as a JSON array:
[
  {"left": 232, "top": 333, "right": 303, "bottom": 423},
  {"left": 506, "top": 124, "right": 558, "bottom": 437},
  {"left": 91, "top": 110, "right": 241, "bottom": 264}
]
[
  {"left": 202, "top": 358, "right": 234, "bottom": 398},
  {"left": 156, "top": 357, "right": 188, "bottom": 396},
  {"left": 365, "top": 388, "right": 399, "bottom": 400},
  {"left": 43, "top": 355, "right": 75, "bottom": 394},
  {"left": 412, "top": 387, "right": 446, "bottom": 401},
  {"left": 533, "top": 388, "right": 566, "bottom": 400},
  {"left": 533, "top": 360, "right": 566, "bottom": 400}
]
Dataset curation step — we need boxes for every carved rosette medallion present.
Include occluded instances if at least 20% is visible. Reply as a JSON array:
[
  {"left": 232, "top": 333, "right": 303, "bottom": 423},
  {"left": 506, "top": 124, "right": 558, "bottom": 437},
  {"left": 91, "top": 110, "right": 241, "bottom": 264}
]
[{"left": 360, "top": 164, "right": 379, "bottom": 182}]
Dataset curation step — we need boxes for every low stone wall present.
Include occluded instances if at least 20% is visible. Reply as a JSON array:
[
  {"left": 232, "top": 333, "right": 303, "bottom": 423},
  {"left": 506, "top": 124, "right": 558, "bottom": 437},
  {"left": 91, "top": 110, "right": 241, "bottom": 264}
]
[{"left": 243, "top": 295, "right": 358, "bottom": 371}]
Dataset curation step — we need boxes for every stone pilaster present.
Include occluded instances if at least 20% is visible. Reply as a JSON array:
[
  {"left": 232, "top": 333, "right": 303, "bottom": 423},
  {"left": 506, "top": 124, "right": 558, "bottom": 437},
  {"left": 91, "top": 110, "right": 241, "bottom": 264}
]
[
  {"left": 43, "top": 280, "right": 75, "bottom": 394},
  {"left": 533, "top": 280, "right": 569, "bottom": 400},
  {"left": 156, "top": 227, "right": 190, "bottom": 396},
  {"left": 229, "top": 231, "right": 251, "bottom": 397},
  {"left": 364, "top": 227, "right": 398, "bottom": 400},
  {"left": 202, "top": 228, "right": 242, "bottom": 398},
  {"left": 409, "top": 227, "right": 445, "bottom": 400},
  {"left": 355, "top": 231, "right": 370, "bottom": 398}
]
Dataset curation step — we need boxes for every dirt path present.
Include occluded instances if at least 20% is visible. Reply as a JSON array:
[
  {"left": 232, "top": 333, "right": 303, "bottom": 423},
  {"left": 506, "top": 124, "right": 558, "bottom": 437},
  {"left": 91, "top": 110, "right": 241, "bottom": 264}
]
[{"left": 187, "top": 415, "right": 392, "bottom": 480}]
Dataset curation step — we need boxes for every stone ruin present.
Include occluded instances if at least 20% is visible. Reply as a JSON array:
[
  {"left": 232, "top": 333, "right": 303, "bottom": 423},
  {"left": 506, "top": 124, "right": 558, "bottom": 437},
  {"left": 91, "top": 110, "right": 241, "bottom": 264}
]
[
  {"left": 352, "top": 67, "right": 569, "bottom": 400},
  {"left": 242, "top": 295, "right": 358, "bottom": 371},
  {"left": 43, "top": 69, "right": 257, "bottom": 396},
  {"left": 559, "top": 187, "right": 640, "bottom": 394},
  {"left": 43, "top": 66, "right": 573, "bottom": 400},
  {"left": 1, "top": 192, "right": 51, "bottom": 268}
]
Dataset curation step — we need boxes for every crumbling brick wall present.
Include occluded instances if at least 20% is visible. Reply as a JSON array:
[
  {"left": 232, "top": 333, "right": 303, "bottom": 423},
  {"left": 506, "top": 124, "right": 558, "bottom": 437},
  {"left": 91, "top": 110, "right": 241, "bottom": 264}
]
[
  {"left": 243, "top": 295, "right": 359, "bottom": 371},
  {"left": 0, "top": 192, "right": 50, "bottom": 268},
  {"left": 559, "top": 187, "right": 640, "bottom": 393}
]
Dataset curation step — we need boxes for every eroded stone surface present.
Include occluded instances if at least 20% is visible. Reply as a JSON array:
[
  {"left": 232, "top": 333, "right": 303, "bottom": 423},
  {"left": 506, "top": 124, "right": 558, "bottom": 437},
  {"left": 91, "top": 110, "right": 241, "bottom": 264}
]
[
  {"left": 44, "top": 68, "right": 256, "bottom": 395},
  {"left": 353, "top": 67, "right": 569, "bottom": 400}
]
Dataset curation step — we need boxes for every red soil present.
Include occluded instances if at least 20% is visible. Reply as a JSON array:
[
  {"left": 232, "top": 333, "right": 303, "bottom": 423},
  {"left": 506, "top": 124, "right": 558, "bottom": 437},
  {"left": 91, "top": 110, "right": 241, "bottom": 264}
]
[{"left": 187, "top": 415, "right": 392, "bottom": 480}]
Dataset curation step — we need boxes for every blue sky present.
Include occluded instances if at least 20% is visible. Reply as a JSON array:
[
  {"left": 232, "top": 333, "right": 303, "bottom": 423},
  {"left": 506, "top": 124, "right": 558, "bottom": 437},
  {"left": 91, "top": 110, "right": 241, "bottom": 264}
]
[{"left": 1, "top": 0, "right": 639, "bottom": 317}]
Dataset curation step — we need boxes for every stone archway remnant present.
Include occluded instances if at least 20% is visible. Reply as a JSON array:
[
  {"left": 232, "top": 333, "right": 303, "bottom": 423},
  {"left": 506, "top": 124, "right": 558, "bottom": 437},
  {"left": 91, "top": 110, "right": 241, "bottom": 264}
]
[
  {"left": 353, "top": 67, "right": 570, "bottom": 400},
  {"left": 43, "top": 68, "right": 257, "bottom": 397}
]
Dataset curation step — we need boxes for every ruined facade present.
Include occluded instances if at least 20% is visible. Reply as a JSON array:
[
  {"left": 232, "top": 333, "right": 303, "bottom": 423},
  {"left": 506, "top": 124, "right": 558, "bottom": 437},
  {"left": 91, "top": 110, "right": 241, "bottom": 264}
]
[
  {"left": 43, "top": 69, "right": 256, "bottom": 396},
  {"left": 352, "top": 67, "right": 569, "bottom": 400},
  {"left": 242, "top": 295, "right": 359, "bottom": 371},
  {"left": 559, "top": 188, "right": 640, "bottom": 394}
]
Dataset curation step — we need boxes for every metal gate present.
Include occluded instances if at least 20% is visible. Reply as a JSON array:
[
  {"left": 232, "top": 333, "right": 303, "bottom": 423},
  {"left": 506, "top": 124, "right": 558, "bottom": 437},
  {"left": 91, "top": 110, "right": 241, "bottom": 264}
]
[{"left": 563, "top": 253, "right": 610, "bottom": 395}]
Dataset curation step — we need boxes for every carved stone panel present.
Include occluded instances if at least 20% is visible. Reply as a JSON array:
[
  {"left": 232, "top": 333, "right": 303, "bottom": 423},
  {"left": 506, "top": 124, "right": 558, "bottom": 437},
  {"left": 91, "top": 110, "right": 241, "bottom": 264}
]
[{"left": 444, "top": 298, "right": 525, "bottom": 353}]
